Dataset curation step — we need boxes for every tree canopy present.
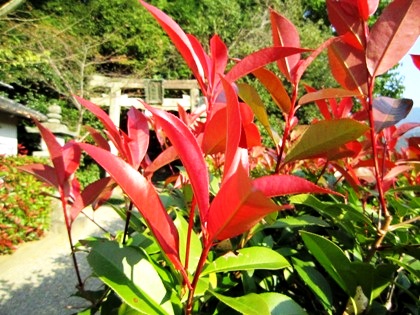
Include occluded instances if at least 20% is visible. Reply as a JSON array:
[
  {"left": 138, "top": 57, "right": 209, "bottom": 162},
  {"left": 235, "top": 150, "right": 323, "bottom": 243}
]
[{"left": 0, "top": 0, "right": 404, "bottom": 133}]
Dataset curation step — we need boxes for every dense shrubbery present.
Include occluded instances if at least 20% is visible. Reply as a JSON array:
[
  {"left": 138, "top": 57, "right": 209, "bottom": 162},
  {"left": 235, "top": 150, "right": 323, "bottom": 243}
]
[
  {"left": 0, "top": 155, "right": 53, "bottom": 254},
  {"left": 19, "top": 0, "right": 420, "bottom": 314}
]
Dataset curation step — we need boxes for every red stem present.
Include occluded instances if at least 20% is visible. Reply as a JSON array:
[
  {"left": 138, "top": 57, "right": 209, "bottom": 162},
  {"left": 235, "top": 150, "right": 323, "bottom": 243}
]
[
  {"left": 60, "top": 191, "right": 83, "bottom": 289},
  {"left": 185, "top": 243, "right": 212, "bottom": 315},
  {"left": 275, "top": 86, "right": 298, "bottom": 173}
]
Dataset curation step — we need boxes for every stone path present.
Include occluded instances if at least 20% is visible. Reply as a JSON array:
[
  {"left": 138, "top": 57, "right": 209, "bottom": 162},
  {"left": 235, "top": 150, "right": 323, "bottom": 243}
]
[{"left": 0, "top": 205, "right": 124, "bottom": 315}]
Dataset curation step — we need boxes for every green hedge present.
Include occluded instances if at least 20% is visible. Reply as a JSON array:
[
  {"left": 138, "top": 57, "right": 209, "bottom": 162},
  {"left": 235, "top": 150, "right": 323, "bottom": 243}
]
[{"left": 0, "top": 155, "right": 54, "bottom": 254}]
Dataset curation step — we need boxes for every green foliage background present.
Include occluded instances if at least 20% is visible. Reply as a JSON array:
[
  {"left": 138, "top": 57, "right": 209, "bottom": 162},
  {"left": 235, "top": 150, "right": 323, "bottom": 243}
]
[{"left": 0, "top": 0, "right": 403, "bottom": 134}]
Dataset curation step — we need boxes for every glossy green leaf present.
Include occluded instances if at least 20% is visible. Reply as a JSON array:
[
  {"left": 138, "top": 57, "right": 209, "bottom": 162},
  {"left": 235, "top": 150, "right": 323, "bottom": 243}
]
[
  {"left": 300, "top": 231, "right": 357, "bottom": 296},
  {"left": 292, "top": 258, "right": 333, "bottom": 311},
  {"left": 201, "top": 247, "right": 290, "bottom": 276},
  {"left": 174, "top": 213, "right": 202, "bottom": 275},
  {"left": 387, "top": 256, "right": 420, "bottom": 280},
  {"left": 237, "top": 83, "right": 280, "bottom": 144},
  {"left": 210, "top": 291, "right": 270, "bottom": 315},
  {"left": 87, "top": 240, "right": 173, "bottom": 315},
  {"left": 284, "top": 118, "right": 368, "bottom": 163},
  {"left": 260, "top": 292, "right": 308, "bottom": 315},
  {"left": 268, "top": 215, "right": 329, "bottom": 229}
]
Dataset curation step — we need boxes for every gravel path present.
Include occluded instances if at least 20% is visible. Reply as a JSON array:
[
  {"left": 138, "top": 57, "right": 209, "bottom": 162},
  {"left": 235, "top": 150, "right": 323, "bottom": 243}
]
[{"left": 0, "top": 205, "right": 124, "bottom": 315}]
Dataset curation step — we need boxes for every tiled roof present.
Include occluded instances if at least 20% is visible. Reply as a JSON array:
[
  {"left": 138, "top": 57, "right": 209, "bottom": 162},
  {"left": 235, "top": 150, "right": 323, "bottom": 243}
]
[{"left": 0, "top": 96, "right": 47, "bottom": 121}]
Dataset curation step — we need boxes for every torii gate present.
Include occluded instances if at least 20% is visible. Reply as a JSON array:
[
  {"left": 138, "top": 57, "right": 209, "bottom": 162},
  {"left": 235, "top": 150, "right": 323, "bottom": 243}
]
[{"left": 88, "top": 74, "right": 201, "bottom": 127}]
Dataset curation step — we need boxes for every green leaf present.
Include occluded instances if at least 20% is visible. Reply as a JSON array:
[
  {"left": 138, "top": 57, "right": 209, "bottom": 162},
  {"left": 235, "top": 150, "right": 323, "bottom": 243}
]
[
  {"left": 237, "top": 82, "right": 280, "bottom": 144},
  {"left": 260, "top": 292, "right": 308, "bottom": 315},
  {"left": 284, "top": 119, "right": 368, "bottom": 163},
  {"left": 201, "top": 247, "right": 290, "bottom": 276},
  {"left": 300, "top": 231, "right": 357, "bottom": 296},
  {"left": 269, "top": 215, "right": 329, "bottom": 229},
  {"left": 387, "top": 255, "right": 420, "bottom": 280},
  {"left": 210, "top": 291, "right": 270, "bottom": 315},
  {"left": 87, "top": 240, "right": 173, "bottom": 315},
  {"left": 174, "top": 212, "right": 202, "bottom": 274},
  {"left": 292, "top": 258, "right": 333, "bottom": 312}
]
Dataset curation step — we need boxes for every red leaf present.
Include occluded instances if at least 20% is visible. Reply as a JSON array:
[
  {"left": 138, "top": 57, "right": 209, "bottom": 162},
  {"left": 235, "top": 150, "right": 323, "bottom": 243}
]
[
  {"left": 210, "top": 35, "right": 229, "bottom": 88},
  {"left": 206, "top": 164, "right": 280, "bottom": 242},
  {"left": 270, "top": 9, "right": 301, "bottom": 81},
  {"left": 75, "top": 96, "right": 124, "bottom": 155},
  {"left": 219, "top": 77, "right": 242, "bottom": 181},
  {"left": 144, "top": 146, "right": 179, "bottom": 179},
  {"left": 127, "top": 107, "right": 149, "bottom": 169},
  {"left": 18, "top": 164, "right": 59, "bottom": 189},
  {"left": 328, "top": 39, "right": 368, "bottom": 94},
  {"left": 327, "top": 0, "right": 365, "bottom": 49},
  {"left": 373, "top": 97, "right": 413, "bottom": 132},
  {"left": 84, "top": 126, "right": 111, "bottom": 151},
  {"left": 202, "top": 107, "right": 227, "bottom": 155},
  {"left": 357, "top": 0, "right": 379, "bottom": 20},
  {"left": 304, "top": 85, "right": 332, "bottom": 119},
  {"left": 70, "top": 177, "right": 113, "bottom": 222},
  {"left": 62, "top": 142, "right": 81, "bottom": 180},
  {"left": 392, "top": 122, "right": 420, "bottom": 138},
  {"left": 225, "top": 46, "right": 309, "bottom": 84},
  {"left": 139, "top": 1, "right": 205, "bottom": 86},
  {"left": 144, "top": 104, "right": 210, "bottom": 222},
  {"left": 253, "top": 174, "right": 339, "bottom": 197},
  {"left": 366, "top": 0, "right": 420, "bottom": 77},
  {"left": 253, "top": 67, "right": 291, "bottom": 113},
  {"left": 411, "top": 54, "right": 420, "bottom": 70},
  {"left": 34, "top": 121, "right": 65, "bottom": 185},
  {"left": 294, "top": 37, "right": 340, "bottom": 85},
  {"left": 78, "top": 143, "right": 183, "bottom": 271},
  {"left": 298, "top": 88, "right": 361, "bottom": 106}
]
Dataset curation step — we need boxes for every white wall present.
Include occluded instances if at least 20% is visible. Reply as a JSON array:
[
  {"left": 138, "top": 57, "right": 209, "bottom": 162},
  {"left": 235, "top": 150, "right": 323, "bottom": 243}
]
[{"left": 0, "top": 114, "right": 18, "bottom": 156}]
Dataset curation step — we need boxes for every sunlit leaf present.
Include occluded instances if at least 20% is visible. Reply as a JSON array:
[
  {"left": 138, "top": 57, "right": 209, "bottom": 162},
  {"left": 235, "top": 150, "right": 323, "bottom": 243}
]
[
  {"left": 210, "top": 291, "right": 270, "bottom": 315},
  {"left": 252, "top": 174, "right": 339, "bottom": 197},
  {"left": 298, "top": 88, "right": 360, "bottom": 106},
  {"left": 78, "top": 143, "right": 184, "bottom": 273},
  {"left": 206, "top": 164, "right": 280, "bottom": 242},
  {"left": 300, "top": 231, "right": 357, "bottom": 296},
  {"left": 366, "top": 0, "right": 420, "bottom": 76},
  {"left": 139, "top": 0, "right": 205, "bottom": 86},
  {"left": 284, "top": 118, "right": 369, "bottom": 163},
  {"left": 292, "top": 257, "right": 333, "bottom": 311},
  {"left": 18, "top": 163, "right": 59, "bottom": 189},
  {"left": 373, "top": 97, "right": 413, "bottom": 132},
  {"left": 201, "top": 247, "right": 290, "bottom": 276},
  {"left": 87, "top": 240, "right": 173, "bottom": 315},
  {"left": 326, "top": 0, "right": 365, "bottom": 49},
  {"left": 225, "top": 47, "right": 309, "bottom": 84},
  {"left": 357, "top": 0, "right": 379, "bottom": 20},
  {"left": 237, "top": 83, "right": 279, "bottom": 144},
  {"left": 270, "top": 10, "right": 301, "bottom": 82},
  {"left": 69, "top": 177, "right": 113, "bottom": 222},
  {"left": 174, "top": 213, "right": 202, "bottom": 275},
  {"left": 260, "top": 292, "right": 308, "bottom": 315},
  {"left": 252, "top": 67, "right": 291, "bottom": 114},
  {"left": 34, "top": 120, "right": 65, "bottom": 185},
  {"left": 327, "top": 39, "right": 368, "bottom": 94},
  {"left": 126, "top": 107, "right": 149, "bottom": 169},
  {"left": 145, "top": 104, "right": 210, "bottom": 223}
]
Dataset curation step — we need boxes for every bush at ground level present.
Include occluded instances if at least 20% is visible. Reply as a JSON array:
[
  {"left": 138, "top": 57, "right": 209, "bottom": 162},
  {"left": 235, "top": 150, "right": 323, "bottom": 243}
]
[{"left": 0, "top": 155, "right": 54, "bottom": 254}]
